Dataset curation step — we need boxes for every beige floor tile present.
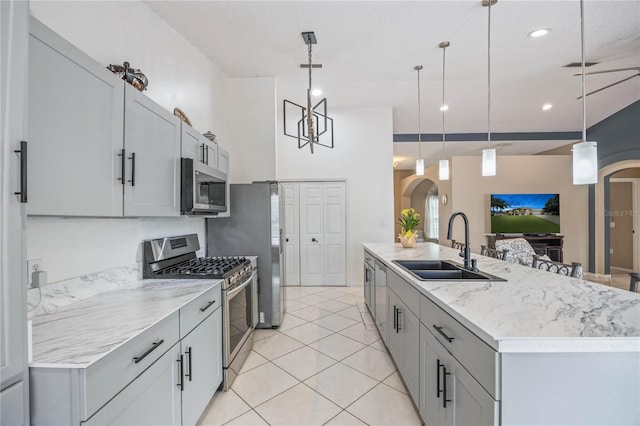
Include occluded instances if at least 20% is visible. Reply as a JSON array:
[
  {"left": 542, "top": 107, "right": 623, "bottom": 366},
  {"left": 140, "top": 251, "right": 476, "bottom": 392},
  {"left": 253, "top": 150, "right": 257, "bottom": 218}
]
[
  {"left": 323, "top": 410, "right": 367, "bottom": 426},
  {"left": 284, "top": 299, "right": 310, "bottom": 312},
  {"left": 308, "top": 333, "right": 366, "bottom": 361},
  {"left": 299, "top": 286, "right": 331, "bottom": 295},
  {"left": 200, "top": 390, "right": 251, "bottom": 425},
  {"left": 282, "top": 322, "right": 335, "bottom": 345},
  {"left": 346, "top": 383, "right": 421, "bottom": 426},
  {"left": 231, "top": 362, "right": 298, "bottom": 407},
  {"left": 314, "top": 299, "right": 353, "bottom": 313},
  {"left": 297, "top": 293, "right": 333, "bottom": 306},
  {"left": 289, "top": 306, "right": 333, "bottom": 321},
  {"left": 253, "top": 328, "right": 279, "bottom": 342},
  {"left": 273, "top": 346, "right": 336, "bottom": 381},
  {"left": 223, "top": 409, "right": 269, "bottom": 426},
  {"left": 284, "top": 287, "right": 306, "bottom": 300},
  {"left": 334, "top": 306, "right": 364, "bottom": 322},
  {"left": 382, "top": 371, "right": 408, "bottom": 394},
  {"left": 304, "top": 362, "right": 378, "bottom": 408},
  {"left": 252, "top": 333, "right": 304, "bottom": 360},
  {"left": 368, "top": 338, "right": 387, "bottom": 353},
  {"left": 341, "top": 346, "right": 397, "bottom": 381},
  {"left": 338, "top": 322, "right": 382, "bottom": 345},
  {"left": 238, "top": 350, "right": 269, "bottom": 375},
  {"left": 278, "top": 313, "right": 308, "bottom": 331},
  {"left": 312, "top": 313, "right": 359, "bottom": 332},
  {"left": 255, "top": 383, "right": 342, "bottom": 426}
]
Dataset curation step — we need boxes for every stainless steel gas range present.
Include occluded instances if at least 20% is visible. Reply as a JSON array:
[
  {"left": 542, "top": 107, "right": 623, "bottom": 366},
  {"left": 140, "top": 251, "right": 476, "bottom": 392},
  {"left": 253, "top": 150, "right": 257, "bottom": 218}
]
[{"left": 142, "top": 234, "right": 257, "bottom": 390}]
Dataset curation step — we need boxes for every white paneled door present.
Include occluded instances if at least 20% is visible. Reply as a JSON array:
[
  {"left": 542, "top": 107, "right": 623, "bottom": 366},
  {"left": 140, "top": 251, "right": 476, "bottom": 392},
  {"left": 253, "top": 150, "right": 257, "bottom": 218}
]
[
  {"left": 298, "top": 181, "right": 346, "bottom": 286},
  {"left": 282, "top": 183, "right": 300, "bottom": 286}
]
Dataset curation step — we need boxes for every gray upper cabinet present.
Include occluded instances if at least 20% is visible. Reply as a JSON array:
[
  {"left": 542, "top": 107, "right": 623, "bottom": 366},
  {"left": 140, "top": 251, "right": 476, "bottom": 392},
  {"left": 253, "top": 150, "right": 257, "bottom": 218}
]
[
  {"left": 27, "top": 17, "right": 125, "bottom": 216},
  {"left": 123, "top": 85, "right": 180, "bottom": 217},
  {"left": 180, "top": 123, "right": 219, "bottom": 170},
  {"left": 217, "top": 146, "right": 229, "bottom": 175}
]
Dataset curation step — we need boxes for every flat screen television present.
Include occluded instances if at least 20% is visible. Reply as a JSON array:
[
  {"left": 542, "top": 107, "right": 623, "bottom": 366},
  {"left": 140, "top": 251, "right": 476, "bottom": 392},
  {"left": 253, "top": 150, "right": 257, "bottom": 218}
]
[{"left": 490, "top": 193, "right": 560, "bottom": 234}]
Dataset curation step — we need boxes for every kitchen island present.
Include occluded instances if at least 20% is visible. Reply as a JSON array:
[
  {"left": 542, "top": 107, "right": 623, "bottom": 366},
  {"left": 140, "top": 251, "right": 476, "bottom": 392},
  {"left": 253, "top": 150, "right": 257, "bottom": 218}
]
[{"left": 364, "top": 242, "right": 640, "bottom": 426}]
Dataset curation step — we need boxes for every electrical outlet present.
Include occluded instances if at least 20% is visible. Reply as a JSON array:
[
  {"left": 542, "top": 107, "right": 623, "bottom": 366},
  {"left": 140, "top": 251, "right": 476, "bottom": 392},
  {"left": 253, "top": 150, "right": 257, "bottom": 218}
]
[
  {"left": 610, "top": 249, "right": 614, "bottom": 255},
  {"left": 27, "top": 259, "right": 43, "bottom": 286}
]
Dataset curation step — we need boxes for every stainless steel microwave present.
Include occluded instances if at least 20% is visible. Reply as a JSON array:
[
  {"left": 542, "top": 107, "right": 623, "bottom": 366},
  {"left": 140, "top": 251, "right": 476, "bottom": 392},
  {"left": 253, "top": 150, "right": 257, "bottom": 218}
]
[{"left": 181, "top": 158, "right": 227, "bottom": 215}]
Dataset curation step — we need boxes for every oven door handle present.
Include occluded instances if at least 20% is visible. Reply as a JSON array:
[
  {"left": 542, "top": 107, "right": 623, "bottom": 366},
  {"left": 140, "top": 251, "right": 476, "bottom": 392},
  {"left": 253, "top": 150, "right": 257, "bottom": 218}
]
[{"left": 226, "top": 273, "right": 254, "bottom": 300}]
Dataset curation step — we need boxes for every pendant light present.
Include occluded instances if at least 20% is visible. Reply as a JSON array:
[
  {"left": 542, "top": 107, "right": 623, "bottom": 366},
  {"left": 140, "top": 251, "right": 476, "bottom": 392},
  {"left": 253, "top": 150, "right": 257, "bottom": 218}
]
[
  {"left": 439, "top": 42, "right": 450, "bottom": 181},
  {"left": 415, "top": 65, "right": 425, "bottom": 176},
  {"left": 482, "top": 0, "right": 497, "bottom": 177},
  {"left": 572, "top": 0, "right": 598, "bottom": 185}
]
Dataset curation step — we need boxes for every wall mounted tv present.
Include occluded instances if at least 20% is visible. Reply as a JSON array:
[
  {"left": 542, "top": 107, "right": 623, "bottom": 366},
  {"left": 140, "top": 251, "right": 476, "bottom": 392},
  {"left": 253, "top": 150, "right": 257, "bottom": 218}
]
[{"left": 490, "top": 193, "right": 560, "bottom": 234}]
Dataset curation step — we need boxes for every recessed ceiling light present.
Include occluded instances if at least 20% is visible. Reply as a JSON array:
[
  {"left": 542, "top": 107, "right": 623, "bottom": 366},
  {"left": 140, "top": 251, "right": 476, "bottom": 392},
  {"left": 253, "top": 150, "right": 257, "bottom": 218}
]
[
  {"left": 528, "top": 28, "right": 551, "bottom": 38},
  {"left": 542, "top": 103, "right": 553, "bottom": 111},
  {"left": 440, "top": 105, "right": 449, "bottom": 111},
  {"left": 311, "top": 89, "right": 322, "bottom": 96}
]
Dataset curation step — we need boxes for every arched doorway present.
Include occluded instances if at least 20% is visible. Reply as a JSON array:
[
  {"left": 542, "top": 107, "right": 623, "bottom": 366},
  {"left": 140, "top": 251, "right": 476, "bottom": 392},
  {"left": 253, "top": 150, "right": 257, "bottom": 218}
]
[
  {"left": 396, "top": 174, "right": 439, "bottom": 242},
  {"left": 595, "top": 159, "right": 640, "bottom": 276}
]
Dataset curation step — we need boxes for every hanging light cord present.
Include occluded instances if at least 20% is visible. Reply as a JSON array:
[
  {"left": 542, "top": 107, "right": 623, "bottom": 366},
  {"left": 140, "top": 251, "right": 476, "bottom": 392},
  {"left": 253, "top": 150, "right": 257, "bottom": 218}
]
[
  {"left": 417, "top": 66, "right": 422, "bottom": 160},
  {"left": 487, "top": 0, "right": 492, "bottom": 149},
  {"left": 580, "top": 0, "right": 587, "bottom": 141},
  {"left": 442, "top": 45, "right": 447, "bottom": 158}
]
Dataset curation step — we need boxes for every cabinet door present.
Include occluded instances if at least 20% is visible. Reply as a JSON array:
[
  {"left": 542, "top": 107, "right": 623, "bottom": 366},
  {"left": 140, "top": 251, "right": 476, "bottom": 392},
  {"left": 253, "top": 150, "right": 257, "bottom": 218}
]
[
  {"left": 401, "top": 307, "right": 420, "bottom": 404},
  {"left": 450, "top": 358, "right": 499, "bottom": 426},
  {"left": 217, "top": 146, "right": 229, "bottom": 175},
  {"left": 1, "top": 6, "right": 28, "bottom": 423},
  {"left": 84, "top": 344, "right": 181, "bottom": 426},
  {"left": 282, "top": 182, "right": 300, "bottom": 286},
  {"left": 374, "top": 261, "right": 387, "bottom": 344},
  {"left": 180, "top": 122, "right": 201, "bottom": 161},
  {"left": 387, "top": 290, "right": 402, "bottom": 363},
  {"left": 204, "top": 140, "right": 218, "bottom": 170},
  {"left": 420, "top": 324, "right": 452, "bottom": 426},
  {"left": 123, "top": 85, "right": 180, "bottom": 217},
  {"left": 27, "top": 17, "right": 125, "bottom": 216},
  {"left": 181, "top": 308, "right": 223, "bottom": 426}
]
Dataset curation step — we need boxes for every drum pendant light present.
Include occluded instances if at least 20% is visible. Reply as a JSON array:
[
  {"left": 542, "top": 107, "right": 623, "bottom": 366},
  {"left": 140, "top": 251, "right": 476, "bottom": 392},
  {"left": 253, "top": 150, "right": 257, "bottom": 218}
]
[
  {"left": 573, "top": 0, "right": 598, "bottom": 185},
  {"left": 482, "top": 0, "right": 497, "bottom": 177},
  {"left": 415, "top": 65, "right": 425, "bottom": 176},
  {"left": 439, "top": 42, "right": 450, "bottom": 181}
]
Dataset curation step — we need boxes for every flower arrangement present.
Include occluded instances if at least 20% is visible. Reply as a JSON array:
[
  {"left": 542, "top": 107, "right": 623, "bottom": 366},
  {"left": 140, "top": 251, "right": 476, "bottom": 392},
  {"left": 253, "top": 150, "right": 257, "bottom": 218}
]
[{"left": 398, "top": 208, "right": 420, "bottom": 247}]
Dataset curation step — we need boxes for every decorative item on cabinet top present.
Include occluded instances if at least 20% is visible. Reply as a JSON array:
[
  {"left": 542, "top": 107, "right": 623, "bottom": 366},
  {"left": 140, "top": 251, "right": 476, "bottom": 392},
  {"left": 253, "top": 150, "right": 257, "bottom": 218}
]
[
  {"left": 106, "top": 61, "right": 148, "bottom": 91},
  {"left": 173, "top": 107, "right": 192, "bottom": 126},
  {"left": 203, "top": 131, "right": 217, "bottom": 143}
]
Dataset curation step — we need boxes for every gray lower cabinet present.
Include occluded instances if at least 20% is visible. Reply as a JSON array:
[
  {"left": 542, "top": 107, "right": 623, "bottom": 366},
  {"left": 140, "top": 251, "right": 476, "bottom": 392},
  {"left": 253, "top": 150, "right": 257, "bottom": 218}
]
[
  {"left": 363, "top": 251, "right": 375, "bottom": 315},
  {"left": 374, "top": 260, "right": 387, "bottom": 345},
  {"left": 420, "top": 324, "right": 498, "bottom": 426},
  {"left": 84, "top": 344, "right": 182, "bottom": 426}
]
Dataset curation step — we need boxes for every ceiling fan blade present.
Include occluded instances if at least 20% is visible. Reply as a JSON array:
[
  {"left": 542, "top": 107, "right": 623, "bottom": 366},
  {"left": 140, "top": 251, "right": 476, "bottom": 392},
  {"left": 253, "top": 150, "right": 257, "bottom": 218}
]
[
  {"left": 573, "top": 67, "right": 640, "bottom": 76},
  {"left": 577, "top": 74, "right": 640, "bottom": 99}
]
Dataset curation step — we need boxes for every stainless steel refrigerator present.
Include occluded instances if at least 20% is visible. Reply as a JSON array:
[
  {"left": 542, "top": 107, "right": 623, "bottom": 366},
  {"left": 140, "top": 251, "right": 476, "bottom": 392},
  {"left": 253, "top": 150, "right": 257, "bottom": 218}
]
[{"left": 206, "top": 182, "right": 286, "bottom": 328}]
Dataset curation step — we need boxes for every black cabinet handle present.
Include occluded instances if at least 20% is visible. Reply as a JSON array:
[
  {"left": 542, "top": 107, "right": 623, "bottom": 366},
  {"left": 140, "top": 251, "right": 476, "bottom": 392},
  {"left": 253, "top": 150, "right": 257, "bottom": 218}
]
[
  {"left": 199, "top": 300, "right": 216, "bottom": 312},
  {"left": 177, "top": 354, "right": 184, "bottom": 391},
  {"left": 133, "top": 339, "right": 164, "bottom": 364},
  {"left": 128, "top": 152, "right": 136, "bottom": 186},
  {"left": 117, "top": 149, "right": 125, "bottom": 185},
  {"left": 14, "top": 141, "right": 27, "bottom": 203},
  {"left": 433, "top": 325, "right": 454, "bottom": 342},
  {"left": 396, "top": 307, "right": 401, "bottom": 333},
  {"left": 436, "top": 359, "right": 442, "bottom": 398},
  {"left": 392, "top": 305, "right": 397, "bottom": 331},
  {"left": 443, "top": 366, "right": 452, "bottom": 408},
  {"left": 201, "top": 143, "right": 206, "bottom": 164},
  {"left": 185, "top": 347, "right": 192, "bottom": 381},
  {"left": 365, "top": 269, "right": 369, "bottom": 281}
]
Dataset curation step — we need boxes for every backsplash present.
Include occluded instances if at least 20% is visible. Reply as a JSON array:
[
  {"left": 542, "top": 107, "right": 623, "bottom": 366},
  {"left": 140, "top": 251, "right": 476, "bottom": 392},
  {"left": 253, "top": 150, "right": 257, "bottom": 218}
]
[{"left": 27, "top": 264, "right": 140, "bottom": 318}]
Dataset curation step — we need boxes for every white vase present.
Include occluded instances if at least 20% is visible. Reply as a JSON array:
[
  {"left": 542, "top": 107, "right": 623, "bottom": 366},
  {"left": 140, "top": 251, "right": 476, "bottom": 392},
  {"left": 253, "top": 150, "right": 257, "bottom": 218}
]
[{"left": 399, "top": 233, "right": 417, "bottom": 248}]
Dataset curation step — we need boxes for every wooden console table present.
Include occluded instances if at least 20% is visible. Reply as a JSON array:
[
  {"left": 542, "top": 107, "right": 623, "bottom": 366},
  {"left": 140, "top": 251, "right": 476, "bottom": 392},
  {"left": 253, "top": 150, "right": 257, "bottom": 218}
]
[{"left": 486, "top": 234, "right": 564, "bottom": 262}]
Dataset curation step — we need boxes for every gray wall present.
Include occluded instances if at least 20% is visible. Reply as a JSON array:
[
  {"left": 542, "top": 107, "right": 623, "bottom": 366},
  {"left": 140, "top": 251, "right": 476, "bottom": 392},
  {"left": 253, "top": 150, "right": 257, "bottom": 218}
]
[{"left": 587, "top": 100, "right": 640, "bottom": 272}]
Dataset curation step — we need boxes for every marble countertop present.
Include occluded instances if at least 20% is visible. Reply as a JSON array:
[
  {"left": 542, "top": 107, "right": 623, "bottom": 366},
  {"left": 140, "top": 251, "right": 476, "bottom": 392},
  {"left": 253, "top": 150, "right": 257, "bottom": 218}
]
[
  {"left": 364, "top": 243, "right": 640, "bottom": 353},
  {"left": 30, "top": 278, "right": 221, "bottom": 367}
]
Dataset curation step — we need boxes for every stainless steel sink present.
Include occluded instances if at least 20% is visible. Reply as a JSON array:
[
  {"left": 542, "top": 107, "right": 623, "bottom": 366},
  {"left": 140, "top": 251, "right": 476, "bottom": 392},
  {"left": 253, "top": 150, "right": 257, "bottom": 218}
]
[{"left": 392, "top": 260, "right": 506, "bottom": 282}]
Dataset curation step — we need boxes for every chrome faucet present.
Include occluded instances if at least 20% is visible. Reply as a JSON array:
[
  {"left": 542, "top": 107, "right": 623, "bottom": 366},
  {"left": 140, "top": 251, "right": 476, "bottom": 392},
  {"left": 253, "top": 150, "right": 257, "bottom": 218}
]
[{"left": 446, "top": 212, "right": 475, "bottom": 271}]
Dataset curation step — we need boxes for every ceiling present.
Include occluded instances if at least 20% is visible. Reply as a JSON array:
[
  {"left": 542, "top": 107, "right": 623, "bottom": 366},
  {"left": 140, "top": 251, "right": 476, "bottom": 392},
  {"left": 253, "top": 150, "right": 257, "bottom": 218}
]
[{"left": 145, "top": 1, "right": 640, "bottom": 170}]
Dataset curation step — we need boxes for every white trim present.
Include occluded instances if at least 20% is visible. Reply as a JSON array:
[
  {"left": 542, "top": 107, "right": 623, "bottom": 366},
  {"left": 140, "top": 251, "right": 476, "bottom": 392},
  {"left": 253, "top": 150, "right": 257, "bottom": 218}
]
[{"left": 609, "top": 177, "right": 639, "bottom": 272}]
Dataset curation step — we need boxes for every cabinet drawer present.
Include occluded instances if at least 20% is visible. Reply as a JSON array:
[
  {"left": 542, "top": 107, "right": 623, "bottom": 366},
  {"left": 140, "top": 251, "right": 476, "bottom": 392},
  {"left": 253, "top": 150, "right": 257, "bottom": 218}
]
[
  {"left": 420, "top": 295, "right": 499, "bottom": 399},
  {"left": 364, "top": 250, "right": 375, "bottom": 266},
  {"left": 180, "top": 285, "right": 221, "bottom": 338},
  {"left": 388, "top": 269, "right": 420, "bottom": 316},
  {"left": 84, "top": 311, "right": 180, "bottom": 417}
]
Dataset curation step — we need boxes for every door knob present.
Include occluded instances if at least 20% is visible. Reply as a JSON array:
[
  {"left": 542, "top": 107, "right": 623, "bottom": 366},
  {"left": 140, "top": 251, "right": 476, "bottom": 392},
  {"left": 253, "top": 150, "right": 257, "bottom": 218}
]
[
  {"left": 286, "top": 238, "right": 289, "bottom": 242},
  {"left": 312, "top": 238, "right": 318, "bottom": 242}
]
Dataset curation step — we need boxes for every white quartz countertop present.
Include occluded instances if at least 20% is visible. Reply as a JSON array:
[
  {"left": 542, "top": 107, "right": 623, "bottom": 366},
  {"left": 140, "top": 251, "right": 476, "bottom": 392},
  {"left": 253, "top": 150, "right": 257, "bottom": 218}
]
[
  {"left": 364, "top": 243, "right": 640, "bottom": 353},
  {"left": 30, "top": 278, "right": 221, "bottom": 367}
]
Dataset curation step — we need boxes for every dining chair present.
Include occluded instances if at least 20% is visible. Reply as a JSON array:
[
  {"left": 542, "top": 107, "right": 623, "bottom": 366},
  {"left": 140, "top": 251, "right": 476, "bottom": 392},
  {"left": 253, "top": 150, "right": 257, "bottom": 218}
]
[
  {"left": 629, "top": 272, "right": 640, "bottom": 293},
  {"left": 451, "top": 239, "right": 465, "bottom": 251},
  {"left": 480, "top": 245, "right": 509, "bottom": 260},
  {"left": 532, "top": 255, "right": 582, "bottom": 278}
]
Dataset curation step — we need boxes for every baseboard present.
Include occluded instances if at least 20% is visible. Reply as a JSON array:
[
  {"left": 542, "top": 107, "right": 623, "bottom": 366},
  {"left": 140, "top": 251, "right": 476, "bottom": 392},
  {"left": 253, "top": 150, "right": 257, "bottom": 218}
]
[
  {"left": 583, "top": 272, "right": 611, "bottom": 283},
  {"left": 610, "top": 266, "right": 633, "bottom": 273}
]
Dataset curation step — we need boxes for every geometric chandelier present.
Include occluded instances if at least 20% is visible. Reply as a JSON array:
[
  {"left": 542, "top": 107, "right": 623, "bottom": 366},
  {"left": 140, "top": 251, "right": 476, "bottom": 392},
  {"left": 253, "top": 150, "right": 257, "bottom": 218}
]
[{"left": 283, "top": 31, "right": 334, "bottom": 153}]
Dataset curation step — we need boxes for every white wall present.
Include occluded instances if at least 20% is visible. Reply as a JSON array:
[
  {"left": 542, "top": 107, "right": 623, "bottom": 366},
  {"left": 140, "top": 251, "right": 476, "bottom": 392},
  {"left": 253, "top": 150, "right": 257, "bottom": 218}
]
[
  {"left": 443, "top": 155, "right": 589, "bottom": 268},
  {"left": 275, "top": 80, "right": 395, "bottom": 285},
  {"left": 226, "top": 77, "right": 277, "bottom": 183},
  {"left": 28, "top": 1, "right": 228, "bottom": 283}
]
